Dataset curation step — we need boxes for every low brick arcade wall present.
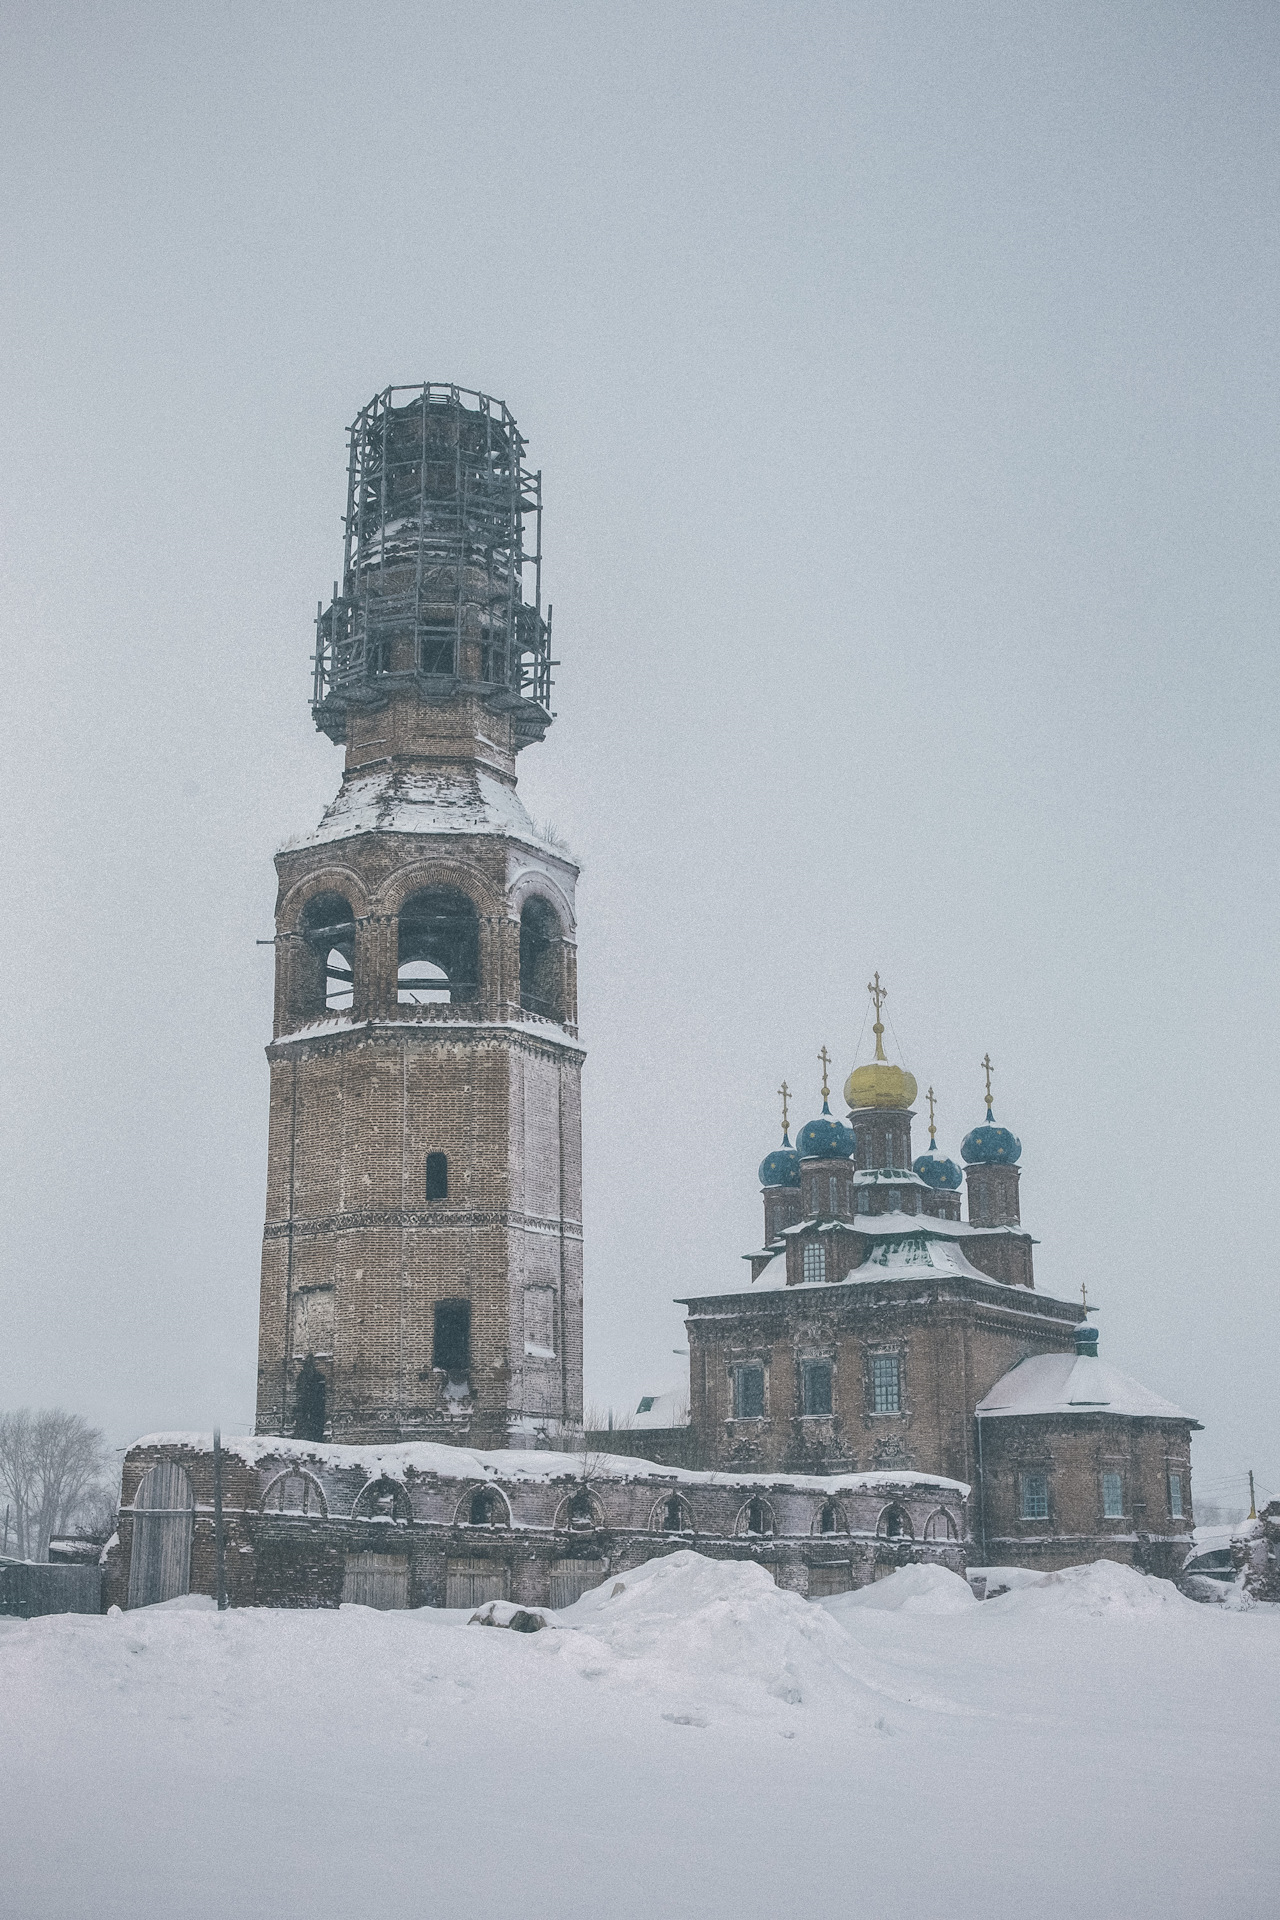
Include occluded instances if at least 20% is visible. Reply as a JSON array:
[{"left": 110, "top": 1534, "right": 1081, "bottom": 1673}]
[{"left": 104, "top": 1436, "right": 969, "bottom": 1611}]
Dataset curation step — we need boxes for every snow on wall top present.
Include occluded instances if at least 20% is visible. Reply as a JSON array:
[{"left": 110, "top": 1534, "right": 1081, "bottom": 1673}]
[
  {"left": 976, "top": 1352, "right": 1193, "bottom": 1422},
  {"left": 269, "top": 1014, "right": 587, "bottom": 1055},
  {"left": 280, "top": 762, "right": 575, "bottom": 865},
  {"left": 129, "top": 1433, "right": 969, "bottom": 1498}
]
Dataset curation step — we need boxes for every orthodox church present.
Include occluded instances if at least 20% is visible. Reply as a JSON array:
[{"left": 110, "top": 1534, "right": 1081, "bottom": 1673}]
[
  {"left": 669, "top": 979, "right": 1198, "bottom": 1578},
  {"left": 105, "top": 381, "right": 1199, "bottom": 1612}
]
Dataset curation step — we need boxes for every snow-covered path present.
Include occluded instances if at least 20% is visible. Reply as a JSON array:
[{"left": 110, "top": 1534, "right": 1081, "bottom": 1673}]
[{"left": 2, "top": 1554, "right": 1276, "bottom": 1919}]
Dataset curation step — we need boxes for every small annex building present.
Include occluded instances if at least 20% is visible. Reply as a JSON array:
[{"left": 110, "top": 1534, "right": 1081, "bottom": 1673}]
[{"left": 974, "top": 1323, "right": 1199, "bottom": 1578}]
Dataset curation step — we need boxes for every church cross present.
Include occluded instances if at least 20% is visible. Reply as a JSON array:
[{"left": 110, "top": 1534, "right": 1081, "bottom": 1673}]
[
  {"left": 818, "top": 1046, "right": 831, "bottom": 1104},
  {"left": 867, "top": 971, "right": 888, "bottom": 1063},
  {"left": 926, "top": 1084, "right": 937, "bottom": 1147},
  {"left": 778, "top": 1080, "right": 791, "bottom": 1142},
  {"left": 982, "top": 1052, "right": 994, "bottom": 1116},
  {"left": 1080, "top": 1282, "right": 1099, "bottom": 1316}
]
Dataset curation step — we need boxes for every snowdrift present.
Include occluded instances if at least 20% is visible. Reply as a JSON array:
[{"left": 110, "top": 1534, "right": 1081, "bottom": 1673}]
[
  {"left": 827, "top": 1562, "right": 977, "bottom": 1616},
  {"left": 2, "top": 1550, "right": 1277, "bottom": 1920}
]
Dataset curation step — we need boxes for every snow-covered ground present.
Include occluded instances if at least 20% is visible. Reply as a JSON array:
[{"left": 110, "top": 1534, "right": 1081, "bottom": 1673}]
[{"left": 3, "top": 1553, "right": 1276, "bottom": 1919}]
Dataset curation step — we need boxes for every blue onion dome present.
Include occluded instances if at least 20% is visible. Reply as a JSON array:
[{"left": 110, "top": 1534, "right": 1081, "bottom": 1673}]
[
  {"left": 914, "top": 1150, "right": 962, "bottom": 1190},
  {"left": 759, "top": 1141, "right": 801, "bottom": 1188},
  {"left": 796, "top": 1113, "right": 855, "bottom": 1160},
  {"left": 961, "top": 1114, "right": 1022, "bottom": 1164}
]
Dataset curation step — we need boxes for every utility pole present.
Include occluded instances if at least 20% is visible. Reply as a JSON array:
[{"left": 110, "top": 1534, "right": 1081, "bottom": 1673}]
[
  {"left": 212, "top": 1428, "right": 227, "bottom": 1610},
  {"left": 1249, "top": 1469, "right": 1257, "bottom": 1521}
]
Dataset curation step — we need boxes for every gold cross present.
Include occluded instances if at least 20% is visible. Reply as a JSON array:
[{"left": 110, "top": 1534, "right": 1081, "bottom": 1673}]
[
  {"left": 982, "top": 1052, "right": 994, "bottom": 1114},
  {"left": 1080, "top": 1282, "right": 1099, "bottom": 1315},
  {"left": 867, "top": 971, "right": 888, "bottom": 1062},
  {"left": 926, "top": 1084, "right": 937, "bottom": 1147},
  {"left": 818, "top": 1046, "right": 831, "bottom": 1103},
  {"left": 778, "top": 1080, "right": 791, "bottom": 1139}
]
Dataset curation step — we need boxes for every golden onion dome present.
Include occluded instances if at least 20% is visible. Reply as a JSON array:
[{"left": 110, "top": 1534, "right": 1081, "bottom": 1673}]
[
  {"left": 844, "top": 1060, "right": 918, "bottom": 1111},
  {"left": 844, "top": 971, "right": 917, "bottom": 1109}
]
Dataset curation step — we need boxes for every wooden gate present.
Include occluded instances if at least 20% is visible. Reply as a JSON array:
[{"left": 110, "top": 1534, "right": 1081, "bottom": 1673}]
[
  {"left": 445, "top": 1556, "right": 509, "bottom": 1609},
  {"left": 808, "top": 1563, "right": 853, "bottom": 1599},
  {"left": 342, "top": 1551, "right": 410, "bottom": 1608},
  {"left": 549, "top": 1557, "right": 605, "bottom": 1610},
  {"left": 126, "top": 1462, "right": 194, "bottom": 1608}
]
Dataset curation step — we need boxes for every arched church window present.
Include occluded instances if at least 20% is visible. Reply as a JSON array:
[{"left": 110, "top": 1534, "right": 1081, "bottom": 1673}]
[
  {"left": 567, "top": 1487, "right": 595, "bottom": 1530},
  {"left": 877, "top": 1503, "right": 913, "bottom": 1540},
  {"left": 743, "top": 1496, "right": 774, "bottom": 1537},
  {"left": 425, "top": 1153, "right": 448, "bottom": 1201},
  {"left": 300, "top": 893, "right": 356, "bottom": 1015},
  {"left": 397, "top": 888, "right": 479, "bottom": 1004},
  {"left": 470, "top": 1488, "right": 496, "bottom": 1526},
  {"left": 923, "top": 1509, "right": 957, "bottom": 1541},
  {"left": 663, "top": 1494, "right": 689, "bottom": 1533},
  {"left": 519, "top": 896, "right": 563, "bottom": 1021}
]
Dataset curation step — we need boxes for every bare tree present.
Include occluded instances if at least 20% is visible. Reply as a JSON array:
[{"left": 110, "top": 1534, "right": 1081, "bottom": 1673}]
[{"left": 0, "top": 1409, "right": 112, "bottom": 1561}]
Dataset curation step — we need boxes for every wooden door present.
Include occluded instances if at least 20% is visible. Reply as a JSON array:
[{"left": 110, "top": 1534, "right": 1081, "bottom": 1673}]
[
  {"left": 549, "top": 1557, "right": 604, "bottom": 1609},
  {"left": 445, "top": 1556, "right": 509, "bottom": 1608},
  {"left": 126, "top": 1462, "right": 195, "bottom": 1608},
  {"left": 342, "top": 1551, "right": 410, "bottom": 1608}
]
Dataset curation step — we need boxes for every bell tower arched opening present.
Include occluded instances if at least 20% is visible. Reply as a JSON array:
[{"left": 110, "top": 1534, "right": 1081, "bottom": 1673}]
[
  {"left": 520, "top": 895, "right": 563, "bottom": 1021},
  {"left": 299, "top": 892, "right": 356, "bottom": 1016},
  {"left": 397, "top": 888, "right": 480, "bottom": 1004}
]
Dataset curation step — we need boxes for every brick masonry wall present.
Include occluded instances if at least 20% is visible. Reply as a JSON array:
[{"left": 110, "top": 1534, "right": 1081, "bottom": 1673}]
[
  {"left": 685, "top": 1274, "right": 1081, "bottom": 1483},
  {"left": 973, "top": 1412, "right": 1196, "bottom": 1579},
  {"left": 255, "top": 804, "right": 584, "bottom": 1448},
  {"left": 104, "top": 1441, "right": 969, "bottom": 1611}
]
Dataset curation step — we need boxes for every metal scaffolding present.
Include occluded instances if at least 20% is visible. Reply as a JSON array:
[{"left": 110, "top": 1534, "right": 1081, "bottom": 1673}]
[{"left": 312, "top": 384, "right": 554, "bottom": 746}]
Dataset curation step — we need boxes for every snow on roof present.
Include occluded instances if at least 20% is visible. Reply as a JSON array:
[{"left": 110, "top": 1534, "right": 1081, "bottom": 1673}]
[
  {"left": 627, "top": 1387, "right": 691, "bottom": 1430},
  {"left": 746, "top": 1235, "right": 1011, "bottom": 1294},
  {"left": 130, "top": 1432, "right": 968, "bottom": 1497},
  {"left": 778, "top": 1210, "right": 1031, "bottom": 1245},
  {"left": 280, "top": 761, "right": 576, "bottom": 866},
  {"left": 976, "top": 1352, "right": 1194, "bottom": 1422}
]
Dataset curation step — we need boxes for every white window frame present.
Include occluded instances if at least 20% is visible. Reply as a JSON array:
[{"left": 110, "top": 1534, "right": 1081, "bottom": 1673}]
[
  {"left": 1021, "top": 1472, "right": 1050, "bottom": 1520},
  {"left": 871, "top": 1352, "right": 901, "bottom": 1415},
  {"left": 1168, "top": 1471, "right": 1184, "bottom": 1518},
  {"left": 1101, "top": 1471, "right": 1123, "bottom": 1519},
  {"left": 802, "top": 1242, "right": 826, "bottom": 1285}
]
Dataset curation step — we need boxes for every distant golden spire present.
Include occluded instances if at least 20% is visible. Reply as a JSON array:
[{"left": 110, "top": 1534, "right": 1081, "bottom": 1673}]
[
  {"left": 926, "top": 1085, "right": 937, "bottom": 1149},
  {"left": 778, "top": 1079, "right": 791, "bottom": 1143},
  {"left": 867, "top": 972, "right": 888, "bottom": 1063},
  {"left": 981, "top": 1051, "right": 994, "bottom": 1118},
  {"left": 818, "top": 1046, "right": 831, "bottom": 1109}
]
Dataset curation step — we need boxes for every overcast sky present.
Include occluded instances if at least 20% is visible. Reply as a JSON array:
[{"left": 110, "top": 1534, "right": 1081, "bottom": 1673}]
[{"left": 1, "top": 2, "right": 1276, "bottom": 1510}]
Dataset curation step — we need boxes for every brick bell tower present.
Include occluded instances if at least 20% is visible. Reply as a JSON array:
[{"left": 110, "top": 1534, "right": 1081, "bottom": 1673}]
[{"left": 255, "top": 384, "right": 583, "bottom": 1448}]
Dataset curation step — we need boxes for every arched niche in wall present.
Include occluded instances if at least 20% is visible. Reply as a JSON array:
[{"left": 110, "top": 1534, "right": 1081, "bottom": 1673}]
[{"left": 260, "top": 1469, "right": 328, "bottom": 1518}]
